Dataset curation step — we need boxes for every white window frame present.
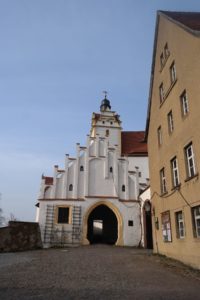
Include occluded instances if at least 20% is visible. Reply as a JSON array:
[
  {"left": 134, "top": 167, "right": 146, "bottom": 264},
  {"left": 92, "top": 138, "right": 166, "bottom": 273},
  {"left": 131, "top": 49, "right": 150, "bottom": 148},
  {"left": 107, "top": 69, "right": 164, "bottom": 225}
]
[
  {"left": 159, "top": 83, "right": 164, "bottom": 103},
  {"left": 185, "top": 143, "right": 196, "bottom": 178},
  {"left": 160, "top": 168, "right": 167, "bottom": 194},
  {"left": 171, "top": 157, "right": 180, "bottom": 187},
  {"left": 176, "top": 211, "right": 185, "bottom": 239},
  {"left": 167, "top": 110, "right": 174, "bottom": 133},
  {"left": 180, "top": 90, "right": 189, "bottom": 116},
  {"left": 157, "top": 126, "right": 162, "bottom": 146},
  {"left": 192, "top": 206, "right": 200, "bottom": 238},
  {"left": 170, "top": 62, "right": 176, "bottom": 83}
]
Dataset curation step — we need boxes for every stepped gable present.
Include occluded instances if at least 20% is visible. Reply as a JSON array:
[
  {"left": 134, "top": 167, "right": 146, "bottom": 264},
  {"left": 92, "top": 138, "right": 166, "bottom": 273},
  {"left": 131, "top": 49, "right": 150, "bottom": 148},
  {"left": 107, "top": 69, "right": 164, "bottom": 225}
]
[
  {"left": 121, "top": 131, "right": 147, "bottom": 156},
  {"left": 161, "top": 11, "right": 200, "bottom": 31}
]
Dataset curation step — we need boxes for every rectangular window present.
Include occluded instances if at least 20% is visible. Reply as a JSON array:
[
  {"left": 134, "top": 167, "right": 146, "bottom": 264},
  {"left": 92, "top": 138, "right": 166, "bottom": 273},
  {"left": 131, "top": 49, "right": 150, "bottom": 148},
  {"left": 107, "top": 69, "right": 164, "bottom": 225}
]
[
  {"left": 157, "top": 126, "right": 162, "bottom": 146},
  {"left": 160, "top": 168, "right": 167, "bottom": 194},
  {"left": 175, "top": 211, "right": 185, "bottom": 239},
  {"left": 171, "top": 157, "right": 180, "bottom": 187},
  {"left": 167, "top": 110, "right": 174, "bottom": 133},
  {"left": 170, "top": 62, "right": 176, "bottom": 83},
  {"left": 185, "top": 143, "right": 196, "bottom": 178},
  {"left": 192, "top": 205, "right": 200, "bottom": 238},
  {"left": 180, "top": 90, "right": 189, "bottom": 116},
  {"left": 159, "top": 83, "right": 164, "bottom": 103},
  {"left": 161, "top": 211, "right": 172, "bottom": 242},
  {"left": 57, "top": 207, "right": 70, "bottom": 224}
]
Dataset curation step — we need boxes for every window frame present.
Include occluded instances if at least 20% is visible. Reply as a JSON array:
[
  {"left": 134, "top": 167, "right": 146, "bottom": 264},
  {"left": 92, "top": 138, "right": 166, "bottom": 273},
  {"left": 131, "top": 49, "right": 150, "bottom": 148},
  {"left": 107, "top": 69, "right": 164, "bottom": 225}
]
[
  {"left": 171, "top": 157, "right": 180, "bottom": 187},
  {"left": 180, "top": 90, "right": 189, "bottom": 117},
  {"left": 157, "top": 126, "right": 162, "bottom": 146},
  {"left": 191, "top": 205, "right": 200, "bottom": 238},
  {"left": 184, "top": 143, "right": 196, "bottom": 179},
  {"left": 160, "top": 167, "right": 167, "bottom": 195},
  {"left": 167, "top": 110, "right": 174, "bottom": 134},
  {"left": 56, "top": 206, "right": 72, "bottom": 224},
  {"left": 159, "top": 83, "right": 164, "bottom": 103},
  {"left": 175, "top": 211, "right": 185, "bottom": 239},
  {"left": 170, "top": 62, "right": 176, "bottom": 84}
]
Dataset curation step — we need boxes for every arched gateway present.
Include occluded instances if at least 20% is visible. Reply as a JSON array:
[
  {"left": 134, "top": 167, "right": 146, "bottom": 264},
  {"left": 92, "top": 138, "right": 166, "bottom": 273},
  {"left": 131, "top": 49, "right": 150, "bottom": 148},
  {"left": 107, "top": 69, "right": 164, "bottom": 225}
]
[
  {"left": 87, "top": 204, "right": 117, "bottom": 244},
  {"left": 83, "top": 201, "right": 124, "bottom": 246}
]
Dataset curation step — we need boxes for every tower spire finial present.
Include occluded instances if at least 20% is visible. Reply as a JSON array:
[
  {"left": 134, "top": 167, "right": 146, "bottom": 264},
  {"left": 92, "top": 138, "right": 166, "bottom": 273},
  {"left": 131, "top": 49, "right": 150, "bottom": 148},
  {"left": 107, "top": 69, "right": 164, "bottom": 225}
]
[{"left": 103, "top": 90, "right": 108, "bottom": 99}]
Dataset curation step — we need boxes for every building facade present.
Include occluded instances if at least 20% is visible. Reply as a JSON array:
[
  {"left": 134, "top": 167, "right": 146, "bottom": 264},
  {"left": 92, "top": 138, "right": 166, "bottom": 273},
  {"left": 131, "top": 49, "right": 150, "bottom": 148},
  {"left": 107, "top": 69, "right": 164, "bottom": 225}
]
[
  {"left": 36, "top": 97, "right": 149, "bottom": 248},
  {"left": 146, "top": 11, "right": 200, "bottom": 269}
]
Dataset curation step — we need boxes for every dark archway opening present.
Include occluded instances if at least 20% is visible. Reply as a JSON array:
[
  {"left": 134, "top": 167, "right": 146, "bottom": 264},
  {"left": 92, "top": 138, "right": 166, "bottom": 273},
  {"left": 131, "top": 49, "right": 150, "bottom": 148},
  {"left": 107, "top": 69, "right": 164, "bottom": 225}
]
[
  {"left": 144, "top": 202, "right": 153, "bottom": 249},
  {"left": 87, "top": 205, "right": 118, "bottom": 245}
]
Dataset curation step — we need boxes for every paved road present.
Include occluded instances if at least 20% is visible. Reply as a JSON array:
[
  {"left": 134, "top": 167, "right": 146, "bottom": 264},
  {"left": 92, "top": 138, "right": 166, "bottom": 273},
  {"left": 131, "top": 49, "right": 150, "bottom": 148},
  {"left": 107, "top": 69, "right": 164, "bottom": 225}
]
[{"left": 0, "top": 245, "right": 199, "bottom": 300}]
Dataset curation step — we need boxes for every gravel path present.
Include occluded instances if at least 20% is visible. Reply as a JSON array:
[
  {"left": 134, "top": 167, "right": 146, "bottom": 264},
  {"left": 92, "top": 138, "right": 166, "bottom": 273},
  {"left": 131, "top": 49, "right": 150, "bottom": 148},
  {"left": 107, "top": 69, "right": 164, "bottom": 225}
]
[{"left": 0, "top": 245, "right": 199, "bottom": 300}]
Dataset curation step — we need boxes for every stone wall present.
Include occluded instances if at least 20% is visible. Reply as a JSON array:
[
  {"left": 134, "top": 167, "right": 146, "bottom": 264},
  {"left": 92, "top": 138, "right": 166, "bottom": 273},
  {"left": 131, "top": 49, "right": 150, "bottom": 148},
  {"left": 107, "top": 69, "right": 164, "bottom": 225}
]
[{"left": 0, "top": 221, "right": 42, "bottom": 252}]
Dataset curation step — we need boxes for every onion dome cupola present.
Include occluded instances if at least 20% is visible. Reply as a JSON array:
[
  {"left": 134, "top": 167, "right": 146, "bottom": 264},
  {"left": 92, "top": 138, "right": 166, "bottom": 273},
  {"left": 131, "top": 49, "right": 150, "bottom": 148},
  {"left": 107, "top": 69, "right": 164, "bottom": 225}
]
[{"left": 100, "top": 92, "right": 111, "bottom": 112}]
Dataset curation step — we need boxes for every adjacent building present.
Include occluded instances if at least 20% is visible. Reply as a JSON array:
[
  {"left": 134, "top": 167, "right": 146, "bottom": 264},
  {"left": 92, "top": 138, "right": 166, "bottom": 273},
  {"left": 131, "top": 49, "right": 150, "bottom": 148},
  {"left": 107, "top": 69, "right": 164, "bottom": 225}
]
[
  {"left": 146, "top": 11, "right": 200, "bottom": 269},
  {"left": 36, "top": 96, "right": 149, "bottom": 248}
]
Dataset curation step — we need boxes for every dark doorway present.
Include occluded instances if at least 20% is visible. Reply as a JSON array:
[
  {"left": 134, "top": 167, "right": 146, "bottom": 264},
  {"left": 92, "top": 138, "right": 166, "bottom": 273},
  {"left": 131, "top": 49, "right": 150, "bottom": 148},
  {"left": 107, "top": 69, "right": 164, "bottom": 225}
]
[
  {"left": 144, "top": 202, "right": 153, "bottom": 249},
  {"left": 87, "top": 205, "right": 118, "bottom": 245}
]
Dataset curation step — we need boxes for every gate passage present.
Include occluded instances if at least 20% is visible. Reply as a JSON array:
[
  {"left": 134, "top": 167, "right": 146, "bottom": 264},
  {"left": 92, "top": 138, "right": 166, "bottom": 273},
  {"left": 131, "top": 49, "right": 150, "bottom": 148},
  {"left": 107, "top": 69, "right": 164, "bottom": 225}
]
[{"left": 87, "top": 204, "right": 118, "bottom": 245}]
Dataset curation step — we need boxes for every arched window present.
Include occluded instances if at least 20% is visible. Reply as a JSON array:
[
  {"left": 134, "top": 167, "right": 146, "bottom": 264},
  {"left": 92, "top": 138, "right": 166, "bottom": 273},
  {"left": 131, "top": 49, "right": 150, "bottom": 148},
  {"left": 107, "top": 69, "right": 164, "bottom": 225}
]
[
  {"left": 122, "top": 185, "right": 125, "bottom": 192},
  {"left": 69, "top": 184, "right": 73, "bottom": 191},
  {"left": 106, "top": 129, "right": 109, "bottom": 137},
  {"left": 80, "top": 165, "right": 84, "bottom": 171},
  {"left": 110, "top": 167, "right": 113, "bottom": 173}
]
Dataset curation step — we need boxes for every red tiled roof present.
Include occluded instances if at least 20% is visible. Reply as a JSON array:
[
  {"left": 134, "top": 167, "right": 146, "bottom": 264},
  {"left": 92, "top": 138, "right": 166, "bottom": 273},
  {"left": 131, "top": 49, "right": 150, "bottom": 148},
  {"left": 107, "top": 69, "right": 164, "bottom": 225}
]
[
  {"left": 161, "top": 11, "right": 200, "bottom": 31},
  {"left": 121, "top": 131, "right": 148, "bottom": 156},
  {"left": 43, "top": 176, "right": 53, "bottom": 185}
]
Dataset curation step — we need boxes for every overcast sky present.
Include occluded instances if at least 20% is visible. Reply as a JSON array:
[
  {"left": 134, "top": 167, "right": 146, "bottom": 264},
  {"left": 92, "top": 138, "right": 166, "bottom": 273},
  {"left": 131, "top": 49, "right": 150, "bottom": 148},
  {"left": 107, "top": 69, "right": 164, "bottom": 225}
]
[{"left": 1, "top": 0, "right": 200, "bottom": 222}]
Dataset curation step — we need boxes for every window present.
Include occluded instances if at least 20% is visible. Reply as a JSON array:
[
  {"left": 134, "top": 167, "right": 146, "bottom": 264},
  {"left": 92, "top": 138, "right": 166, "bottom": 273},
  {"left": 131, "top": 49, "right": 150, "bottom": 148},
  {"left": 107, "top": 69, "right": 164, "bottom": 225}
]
[
  {"left": 139, "top": 172, "right": 142, "bottom": 178},
  {"left": 128, "top": 220, "right": 134, "bottom": 226},
  {"left": 106, "top": 129, "right": 109, "bottom": 137},
  {"left": 167, "top": 110, "right": 174, "bottom": 133},
  {"left": 57, "top": 207, "right": 69, "bottom": 224},
  {"left": 157, "top": 126, "right": 162, "bottom": 146},
  {"left": 109, "top": 167, "right": 113, "bottom": 173},
  {"left": 69, "top": 184, "right": 73, "bottom": 191},
  {"left": 185, "top": 143, "right": 196, "bottom": 178},
  {"left": 164, "top": 43, "right": 169, "bottom": 58},
  {"left": 110, "top": 121, "right": 113, "bottom": 125},
  {"left": 180, "top": 90, "right": 189, "bottom": 116},
  {"left": 160, "top": 168, "right": 167, "bottom": 194},
  {"left": 171, "top": 157, "right": 180, "bottom": 187},
  {"left": 160, "top": 52, "right": 164, "bottom": 67},
  {"left": 159, "top": 83, "right": 164, "bottom": 103},
  {"left": 102, "top": 121, "right": 105, "bottom": 124},
  {"left": 80, "top": 166, "right": 84, "bottom": 171},
  {"left": 175, "top": 211, "right": 185, "bottom": 238},
  {"left": 161, "top": 211, "right": 172, "bottom": 242},
  {"left": 122, "top": 185, "right": 125, "bottom": 192},
  {"left": 170, "top": 62, "right": 176, "bottom": 83},
  {"left": 192, "top": 205, "right": 200, "bottom": 238}
]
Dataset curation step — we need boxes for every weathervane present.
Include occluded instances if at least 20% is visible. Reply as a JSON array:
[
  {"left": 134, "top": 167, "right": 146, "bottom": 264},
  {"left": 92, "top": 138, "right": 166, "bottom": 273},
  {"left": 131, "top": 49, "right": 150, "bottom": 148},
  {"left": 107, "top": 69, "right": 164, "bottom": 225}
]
[{"left": 103, "top": 90, "right": 108, "bottom": 99}]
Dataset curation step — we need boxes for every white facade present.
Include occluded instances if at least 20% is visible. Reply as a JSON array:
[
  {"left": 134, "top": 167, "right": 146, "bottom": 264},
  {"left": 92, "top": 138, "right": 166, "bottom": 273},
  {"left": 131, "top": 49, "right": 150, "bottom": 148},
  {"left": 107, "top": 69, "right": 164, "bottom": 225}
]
[{"left": 36, "top": 98, "right": 149, "bottom": 247}]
